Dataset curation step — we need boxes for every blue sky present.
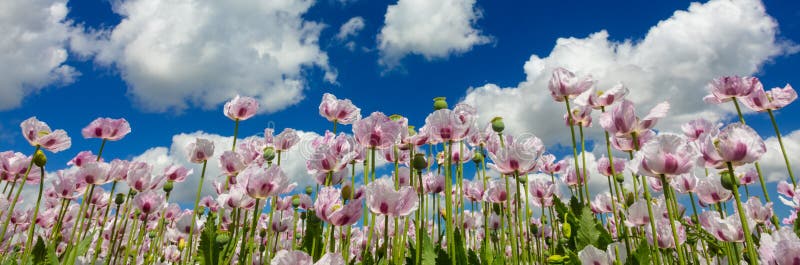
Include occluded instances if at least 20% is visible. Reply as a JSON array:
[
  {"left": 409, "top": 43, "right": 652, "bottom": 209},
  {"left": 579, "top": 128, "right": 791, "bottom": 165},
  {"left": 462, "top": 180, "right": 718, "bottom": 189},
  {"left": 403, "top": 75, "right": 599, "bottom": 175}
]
[{"left": 1, "top": 0, "right": 799, "bottom": 215}]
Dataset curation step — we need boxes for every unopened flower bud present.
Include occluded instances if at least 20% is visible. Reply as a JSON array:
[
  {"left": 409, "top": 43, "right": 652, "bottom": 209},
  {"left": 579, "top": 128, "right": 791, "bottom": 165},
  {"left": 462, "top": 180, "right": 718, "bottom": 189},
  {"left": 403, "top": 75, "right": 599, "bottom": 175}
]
[
  {"left": 291, "top": 195, "right": 301, "bottom": 208},
  {"left": 341, "top": 185, "right": 353, "bottom": 200},
  {"left": 33, "top": 150, "right": 47, "bottom": 167},
  {"left": 491, "top": 117, "right": 504, "bottom": 133},
  {"left": 433, "top": 97, "right": 448, "bottom": 110},
  {"left": 720, "top": 170, "right": 736, "bottom": 191},
  {"left": 305, "top": 186, "right": 313, "bottom": 195},
  {"left": 389, "top": 114, "right": 404, "bottom": 121},
  {"left": 260, "top": 229, "right": 267, "bottom": 238},
  {"left": 148, "top": 231, "right": 157, "bottom": 239},
  {"left": 614, "top": 173, "right": 625, "bottom": 183},
  {"left": 472, "top": 152, "right": 483, "bottom": 164},
  {"left": 216, "top": 232, "right": 230, "bottom": 244},
  {"left": 517, "top": 175, "right": 527, "bottom": 183},
  {"left": 163, "top": 181, "right": 174, "bottom": 192},
  {"left": 407, "top": 126, "right": 416, "bottom": 136},
  {"left": 412, "top": 154, "right": 427, "bottom": 170},
  {"left": 263, "top": 147, "right": 276, "bottom": 162},
  {"left": 625, "top": 192, "right": 634, "bottom": 207}
]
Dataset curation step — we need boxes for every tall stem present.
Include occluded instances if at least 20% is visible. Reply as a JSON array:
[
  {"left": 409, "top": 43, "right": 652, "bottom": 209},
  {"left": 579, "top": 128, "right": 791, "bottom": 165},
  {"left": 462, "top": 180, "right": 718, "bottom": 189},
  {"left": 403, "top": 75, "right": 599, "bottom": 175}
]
[
  {"left": 0, "top": 146, "right": 39, "bottom": 241},
  {"left": 659, "top": 174, "right": 686, "bottom": 265},
  {"left": 767, "top": 109, "right": 795, "bottom": 187},
  {"left": 23, "top": 166, "right": 46, "bottom": 259},
  {"left": 632, "top": 133, "right": 662, "bottom": 265},
  {"left": 564, "top": 97, "right": 584, "bottom": 203},
  {"left": 443, "top": 141, "right": 456, "bottom": 264},
  {"left": 579, "top": 125, "right": 590, "bottom": 204},
  {"left": 726, "top": 162, "right": 759, "bottom": 264},
  {"left": 186, "top": 160, "right": 208, "bottom": 262}
]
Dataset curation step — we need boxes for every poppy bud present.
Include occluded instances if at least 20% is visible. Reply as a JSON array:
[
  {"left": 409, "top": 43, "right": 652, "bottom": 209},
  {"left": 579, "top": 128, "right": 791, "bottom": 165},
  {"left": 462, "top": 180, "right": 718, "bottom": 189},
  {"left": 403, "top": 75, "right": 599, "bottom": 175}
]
[
  {"left": 33, "top": 150, "right": 47, "bottom": 167},
  {"left": 614, "top": 173, "right": 624, "bottom": 183},
  {"left": 412, "top": 154, "right": 427, "bottom": 170},
  {"left": 472, "top": 152, "right": 483, "bottom": 164},
  {"left": 342, "top": 185, "right": 353, "bottom": 200},
  {"left": 433, "top": 97, "right": 448, "bottom": 110},
  {"left": 216, "top": 232, "right": 230, "bottom": 244},
  {"left": 720, "top": 170, "right": 736, "bottom": 191},
  {"left": 163, "top": 181, "right": 174, "bottom": 193},
  {"left": 491, "top": 117, "right": 504, "bottom": 133},
  {"left": 517, "top": 175, "right": 527, "bottom": 183},
  {"left": 263, "top": 147, "right": 276, "bottom": 162},
  {"left": 407, "top": 126, "right": 416, "bottom": 137},
  {"left": 149, "top": 231, "right": 157, "bottom": 239},
  {"left": 291, "top": 195, "right": 301, "bottom": 208},
  {"left": 305, "top": 186, "right": 314, "bottom": 195},
  {"left": 389, "top": 114, "right": 404, "bottom": 121}
]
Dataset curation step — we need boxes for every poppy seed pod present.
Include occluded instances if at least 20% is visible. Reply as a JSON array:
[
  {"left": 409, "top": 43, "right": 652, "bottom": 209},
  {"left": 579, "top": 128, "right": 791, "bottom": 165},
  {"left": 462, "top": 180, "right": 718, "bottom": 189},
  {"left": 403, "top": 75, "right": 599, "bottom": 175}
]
[
  {"left": 412, "top": 153, "right": 428, "bottom": 170},
  {"left": 491, "top": 117, "right": 504, "bottom": 133},
  {"left": 260, "top": 229, "right": 267, "bottom": 238},
  {"left": 517, "top": 175, "right": 527, "bottom": 183},
  {"left": 149, "top": 231, "right": 157, "bottom": 239},
  {"left": 33, "top": 150, "right": 47, "bottom": 167},
  {"left": 115, "top": 193, "right": 125, "bottom": 205},
  {"left": 341, "top": 185, "right": 353, "bottom": 200},
  {"left": 216, "top": 232, "right": 230, "bottom": 244},
  {"left": 292, "top": 195, "right": 301, "bottom": 208},
  {"left": 433, "top": 97, "right": 448, "bottom": 110},
  {"left": 389, "top": 114, "right": 404, "bottom": 121},
  {"left": 305, "top": 186, "right": 314, "bottom": 195},
  {"left": 614, "top": 173, "right": 625, "bottom": 183}
]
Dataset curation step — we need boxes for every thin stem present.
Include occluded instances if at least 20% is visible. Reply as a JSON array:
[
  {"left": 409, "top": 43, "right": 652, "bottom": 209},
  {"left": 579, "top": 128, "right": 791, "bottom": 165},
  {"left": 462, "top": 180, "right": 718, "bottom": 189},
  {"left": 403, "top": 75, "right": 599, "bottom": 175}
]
[
  {"left": 186, "top": 160, "right": 208, "bottom": 262},
  {"left": 767, "top": 109, "right": 795, "bottom": 187},
  {"left": 23, "top": 166, "right": 46, "bottom": 259},
  {"left": 659, "top": 174, "right": 686, "bottom": 265},
  {"left": 727, "top": 162, "right": 759, "bottom": 264},
  {"left": 564, "top": 97, "right": 584, "bottom": 203},
  {"left": 0, "top": 145, "right": 39, "bottom": 241}
]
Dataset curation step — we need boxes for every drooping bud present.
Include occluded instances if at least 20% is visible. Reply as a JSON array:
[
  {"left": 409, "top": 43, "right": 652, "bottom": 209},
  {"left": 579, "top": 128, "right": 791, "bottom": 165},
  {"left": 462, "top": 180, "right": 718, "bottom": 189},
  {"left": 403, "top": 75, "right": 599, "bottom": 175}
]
[
  {"left": 341, "top": 184, "right": 353, "bottom": 201},
  {"left": 491, "top": 117, "right": 504, "bottom": 133},
  {"left": 614, "top": 173, "right": 625, "bottom": 183},
  {"left": 263, "top": 146, "right": 276, "bottom": 162},
  {"left": 412, "top": 154, "right": 428, "bottom": 171},
  {"left": 305, "top": 186, "right": 314, "bottom": 195},
  {"left": 433, "top": 97, "right": 448, "bottom": 110},
  {"left": 163, "top": 181, "right": 174, "bottom": 193},
  {"left": 33, "top": 150, "right": 47, "bottom": 167},
  {"left": 517, "top": 175, "right": 527, "bottom": 184}
]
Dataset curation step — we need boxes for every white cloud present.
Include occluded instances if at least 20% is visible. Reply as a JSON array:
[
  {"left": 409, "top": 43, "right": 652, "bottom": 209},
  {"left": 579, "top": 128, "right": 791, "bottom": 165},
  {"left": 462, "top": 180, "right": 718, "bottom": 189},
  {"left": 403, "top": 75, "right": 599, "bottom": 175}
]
[
  {"left": 88, "top": 0, "right": 335, "bottom": 114},
  {"left": 0, "top": 0, "right": 82, "bottom": 110},
  {"left": 377, "top": 0, "right": 490, "bottom": 67},
  {"left": 336, "top": 16, "right": 365, "bottom": 40},
  {"left": 462, "top": 0, "right": 795, "bottom": 147}
]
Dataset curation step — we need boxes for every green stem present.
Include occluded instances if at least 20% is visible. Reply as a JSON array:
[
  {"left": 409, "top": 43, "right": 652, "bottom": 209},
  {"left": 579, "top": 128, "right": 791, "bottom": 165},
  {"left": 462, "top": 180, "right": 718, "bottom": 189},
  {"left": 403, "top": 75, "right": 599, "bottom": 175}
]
[
  {"left": 444, "top": 141, "right": 456, "bottom": 264},
  {"left": 659, "top": 174, "right": 686, "bottom": 265},
  {"left": 186, "top": 160, "right": 208, "bottom": 262},
  {"left": 768, "top": 109, "right": 795, "bottom": 187},
  {"left": 632, "top": 133, "right": 662, "bottom": 265},
  {"left": 23, "top": 166, "right": 46, "bottom": 259},
  {"left": 726, "top": 162, "right": 759, "bottom": 264},
  {"left": 564, "top": 97, "right": 584, "bottom": 203},
  {"left": 232, "top": 119, "right": 239, "bottom": 151},
  {"left": 579, "top": 125, "right": 590, "bottom": 205}
]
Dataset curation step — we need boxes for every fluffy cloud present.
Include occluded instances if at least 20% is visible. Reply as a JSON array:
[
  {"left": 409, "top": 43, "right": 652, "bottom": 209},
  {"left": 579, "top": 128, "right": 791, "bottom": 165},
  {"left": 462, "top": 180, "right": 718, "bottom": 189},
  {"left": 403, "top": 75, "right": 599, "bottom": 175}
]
[
  {"left": 462, "top": 0, "right": 795, "bottom": 147},
  {"left": 377, "top": 0, "right": 490, "bottom": 67},
  {"left": 88, "top": 0, "right": 335, "bottom": 114},
  {"left": 0, "top": 0, "right": 82, "bottom": 110}
]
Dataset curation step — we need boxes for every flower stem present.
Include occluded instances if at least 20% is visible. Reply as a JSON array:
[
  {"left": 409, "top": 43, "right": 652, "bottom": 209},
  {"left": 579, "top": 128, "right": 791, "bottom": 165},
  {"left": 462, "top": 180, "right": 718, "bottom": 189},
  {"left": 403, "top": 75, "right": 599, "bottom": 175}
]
[
  {"left": 0, "top": 146, "right": 39, "bottom": 242},
  {"left": 186, "top": 160, "right": 208, "bottom": 262},
  {"left": 564, "top": 97, "right": 584, "bottom": 203},
  {"left": 767, "top": 109, "right": 795, "bottom": 187},
  {"left": 726, "top": 162, "right": 759, "bottom": 264},
  {"left": 659, "top": 174, "right": 686, "bottom": 265},
  {"left": 23, "top": 166, "right": 46, "bottom": 259}
]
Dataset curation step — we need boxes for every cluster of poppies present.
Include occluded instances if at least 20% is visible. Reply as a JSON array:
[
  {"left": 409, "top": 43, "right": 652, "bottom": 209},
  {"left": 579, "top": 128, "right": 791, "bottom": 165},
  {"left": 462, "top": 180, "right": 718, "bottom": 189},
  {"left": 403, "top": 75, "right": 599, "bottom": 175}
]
[{"left": 0, "top": 67, "right": 797, "bottom": 265}]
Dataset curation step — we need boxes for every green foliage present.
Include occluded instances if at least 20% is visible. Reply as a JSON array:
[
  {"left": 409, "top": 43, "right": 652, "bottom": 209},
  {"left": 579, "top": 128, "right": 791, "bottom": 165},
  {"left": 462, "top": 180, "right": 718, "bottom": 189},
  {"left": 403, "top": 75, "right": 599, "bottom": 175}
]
[
  {"left": 63, "top": 231, "right": 95, "bottom": 264},
  {"left": 453, "top": 229, "right": 467, "bottom": 265},
  {"left": 31, "top": 236, "right": 46, "bottom": 265},
  {"left": 420, "top": 233, "right": 437, "bottom": 265},
  {"left": 196, "top": 212, "right": 226, "bottom": 265},
  {"left": 467, "top": 249, "right": 480, "bottom": 265},
  {"left": 435, "top": 245, "right": 452, "bottom": 265},
  {"left": 551, "top": 196, "right": 613, "bottom": 256},
  {"left": 624, "top": 240, "right": 651, "bottom": 265},
  {"left": 479, "top": 238, "right": 493, "bottom": 265},
  {"left": 300, "top": 211, "right": 324, "bottom": 261}
]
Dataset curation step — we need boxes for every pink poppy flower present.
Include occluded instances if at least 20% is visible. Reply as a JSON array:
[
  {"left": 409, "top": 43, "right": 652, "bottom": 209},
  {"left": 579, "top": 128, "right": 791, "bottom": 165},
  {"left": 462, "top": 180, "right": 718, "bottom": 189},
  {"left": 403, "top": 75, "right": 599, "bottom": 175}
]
[
  {"left": 699, "top": 123, "right": 765, "bottom": 169},
  {"left": 548, "top": 67, "right": 594, "bottom": 102},
  {"left": 67, "top": 151, "right": 98, "bottom": 167},
  {"left": 703, "top": 76, "right": 760, "bottom": 104},
  {"left": 77, "top": 161, "right": 111, "bottom": 185},
  {"left": 681, "top": 118, "right": 720, "bottom": 142},
  {"left": 126, "top": 161, "right": 163, "bottom": 192},
  {"left": 314, "top": 186, "right": 364, "bottom": 226},
  {"left": 539, "top": 154, "right": 567, "bottom": 175},
  {"left": 422, "top": 172, "right": 445, "bottom": 194},
  {"left": 529, "top": 176, "right": 556, "bottom": 207},
  {"left": 564, "top": 105, "right": 593, "bottom": 127},
  {"left": 578, "top": 245, "right": 611, "bottom": 265},
  {"left": 699, "top": 211, "right": 753, "bottom": 242},
  {"left": 670, "top": 173, "right": 698, "bottom": 194},
  {"left": 745, "top": 196, "right": 773, "bottom": 224},
  {"left": 242, "top": 165, "right": 290, "bottom": 199},
  {"left": 81, "top": 117, "right": 131, "bottom": 141},
  {"left": 353, "top": 112, "right": 402, "bottom": 149},
  {"left": 218, "top": 151, "right": 245, "bottom": 177},
  {"left": 632, "top": 133, "right": 696, "bottom": 177},
  {"left": 186, "top": 138, "right": 215, "bottom": 163},
  {"left": 487, "top": 134, "right": 544, "bottom": 176},
  {"left": 575, "top": 82, "right": 629, "bottom": 109},
  {"left": 271, "top": 250, "right": 344, "bottom": 265},
  {"left": 742, "top": 83, "right": 797, "bottom": 112},
  {"left": 272, "top": 128, "right": 300, "bottom": 151},
  {"left": 599, "top": 100, "right": 669, "bottom": 137},
  {"left": 695, "top": 177, "right": 732, "bottom": 205},
  {"left": 223, "top": 95, "right": 259, "bottom": 121},
  {"left": 20, "top": 117, "right": 71, "bottom": 153},
  {"left": 591, "top": 192, "right": 615, "bottom": 214},
  {"left": 423, "top": 104, "right": 477, "bottom": 144},
  {"left": 646, "top": 218, "right": 685, "bottom": 248},
  {"left": 133, "top": 190, "right": 165, "bottom": 216},
  {"left": 164, "top": 164, "right": 193, "bottom": 183},
  {"left": 596, "top": 156, "right": 626, "bottom": 177},
  {"left": 366, "top": 178, "right": 418, "bottom": 217},
  {"left": 318, "top": 93, "right": 361, "bottom": 125}
]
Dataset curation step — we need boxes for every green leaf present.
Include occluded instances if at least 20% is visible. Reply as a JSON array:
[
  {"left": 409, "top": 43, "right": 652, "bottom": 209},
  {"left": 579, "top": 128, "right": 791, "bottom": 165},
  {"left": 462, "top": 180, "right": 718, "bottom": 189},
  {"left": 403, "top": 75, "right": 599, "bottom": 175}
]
[
  {"left": 32, "top": 236, "right": 46, "bottom": 265},
  {"left": 435, "top": 245, "right": 452, "bottom": 265},
  {"left": 300, "top": 211, "right": 324, "bottom": 261},
  {"left": 575, "top": 205, "right": 600, "bottom": 251},
  {"left": 197, "top": 212, "right": 227, "bottom": 265},
  {"left": 479, "top": 238, "right": 493, "bottom": 265},
  {"left": 421, "top": 233, "right": 437, "bottom": 265},
  {"left": 467, "top": 249, "right": 480, "bottom": 265},
  {"left": 624, "top": 240, "right": 651, "bottom": 265},
  {"left": 46, "top": 241, "right": 59, "bottom": 265},
  {"left": 453, "top": 228, "right": 467, "bottom": 265}
]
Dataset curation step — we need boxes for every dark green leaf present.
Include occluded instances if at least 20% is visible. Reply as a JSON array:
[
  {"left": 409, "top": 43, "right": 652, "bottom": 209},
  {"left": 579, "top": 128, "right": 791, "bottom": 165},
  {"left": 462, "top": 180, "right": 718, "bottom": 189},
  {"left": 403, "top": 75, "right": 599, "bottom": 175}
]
[
  {"left": 468, "top": 249, "right": 480, "bottom": 265},
  {"left": 453, "top": 229, "right": 467, "bottom": 265},
  {"left": 624, "top": 240, "right": 651, "bottom": 265},
  {"left": 300, "top": 211, "right": 324, "bottom": 261},
  {"left": 436, "top": 246, "right": 452, "bottom": 265},
  {"left": 421, "top": 233, "right": 437, "bottom": 265},
  {"left": 32, "top": 236, "right": 46, "bottom": 265}
]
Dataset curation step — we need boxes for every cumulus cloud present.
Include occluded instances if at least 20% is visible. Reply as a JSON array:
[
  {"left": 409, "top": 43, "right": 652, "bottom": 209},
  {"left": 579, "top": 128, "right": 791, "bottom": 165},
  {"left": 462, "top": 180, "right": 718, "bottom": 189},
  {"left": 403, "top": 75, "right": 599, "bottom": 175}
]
[
  {"left": 462, "top": 0, "right": 795, "bottom": 147},
  {"left": 85, "top": 0, "right": 335, "bottom": 114},
  {"left": 377, "top": 0, "right": 490, "bottom": 67},
  {"left": 336, "top": 16, "right": 365, "bottom": 40},
  {"left": 753, "top": 129, "right": 799, "bottom": 183},
  {"left": 0, "top": 0, "right": 83, "bottom": 110}
]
